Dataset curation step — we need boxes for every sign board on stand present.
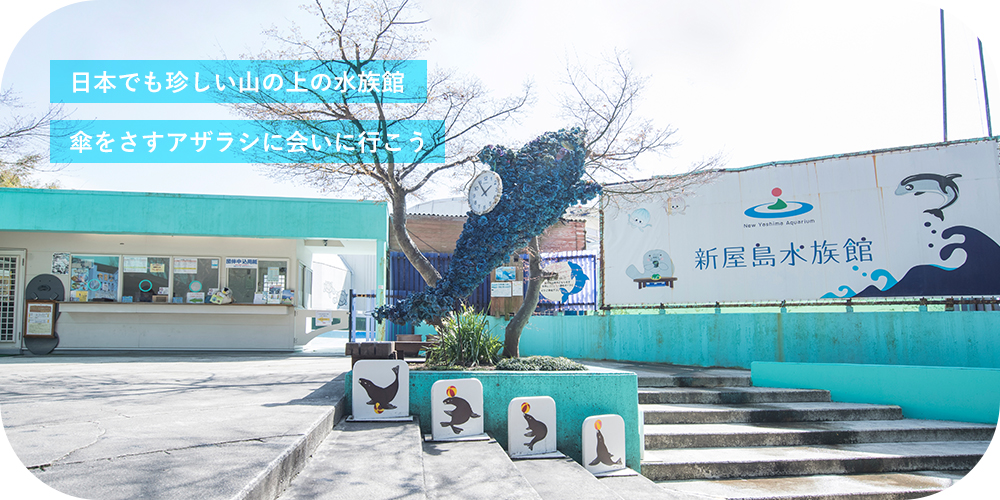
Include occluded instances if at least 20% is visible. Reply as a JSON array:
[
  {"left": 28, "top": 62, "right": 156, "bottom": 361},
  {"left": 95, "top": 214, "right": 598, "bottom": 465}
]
[
  {"left": 507, "top": 396, "right": 560, "bottom": 459},
  {"left": 430, "top": 378, "right": 487, "bottom": 441},
  {"left": 351, "top": 359, "right": 410, "bottom": 421}
]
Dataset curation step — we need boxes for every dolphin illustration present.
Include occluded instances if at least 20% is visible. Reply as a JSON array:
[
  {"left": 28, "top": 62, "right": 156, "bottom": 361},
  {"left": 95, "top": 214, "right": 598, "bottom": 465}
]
[
  {"left": 589, "top": 427, "right": 622, "bottom": 467},
  {"left": 440, "top": 395, "right": 480, "bottom": 434},
  {"left": 358, "top": 365, "right": 400, "bottom": 411},
  {"left": 559, "top": 261, "right": 589, "bottom": 303},
  {"left": 894, "top": 173, "right": 961, "bottom": 221},
  {"left": 523, "top": 412, "right": 548, "bottom": 450}
]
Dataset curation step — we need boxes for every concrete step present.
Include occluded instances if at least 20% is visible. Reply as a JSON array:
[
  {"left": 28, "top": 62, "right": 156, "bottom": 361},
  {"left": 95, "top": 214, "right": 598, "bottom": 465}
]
[
  {"left": 581, "top": 360, "right": 751, "bottom": 388},
  {"left": 600, "top": 473, "right": 721, "bottom": 500},
  {"left": 278, "top": 419, "right": 426, "bottom": 500},
  {"left": 422, "top": 436, "right": 542, "bottom": 500},
  {"left": 641, "top": 441, "right": 989, "bottom": 481},
  {"left": 642, "top": 402, "right": 904, "bottom": 425},
  {"left": 639, "top": 387, "right": 831, "bottom": 405},
  {"left": 644, "top": 419, "right": 996, "bottom": 449},
  {"left": 656, "top": 470, "right": 967, "bottom": 500},
  {"left": 638, "top": 372, "right": 752, "bottom": 388},
  {"left": 513, "top": 456, "right": 624, "bottom": 500}
]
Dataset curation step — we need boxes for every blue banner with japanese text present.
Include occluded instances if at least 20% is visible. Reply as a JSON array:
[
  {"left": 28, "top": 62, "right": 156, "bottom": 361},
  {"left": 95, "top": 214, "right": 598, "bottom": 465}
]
[
  {"left": 50, "top": 119, "right": 445, "bottom": 164},
  {"left": 50, "top": 60, "right": 427, "bottom": 103}
]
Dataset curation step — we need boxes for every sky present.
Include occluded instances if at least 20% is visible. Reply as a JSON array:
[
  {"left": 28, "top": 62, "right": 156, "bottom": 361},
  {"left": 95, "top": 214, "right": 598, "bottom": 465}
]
[
  {"left": 0, "top": 0, "right": 998, "bottom": 201},
  {"left": 1, "top": 1, "right": 1000, "bottom": 498}
]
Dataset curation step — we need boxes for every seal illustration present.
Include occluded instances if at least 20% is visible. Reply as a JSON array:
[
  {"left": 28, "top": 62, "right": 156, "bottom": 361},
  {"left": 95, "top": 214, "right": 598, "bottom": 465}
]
[
  {"left": 626, "top": 249, "right": 674, "bottom": 280},
  {"left": 588, "top": 427, "right": 622, "bottom": 467},
  {"left": 523, "top": 412, "right": 548, "bottom": 450},
  {"left": 440, "top": 395, "right": 481, "bottom": 434},
  {"left": 358, "top": 365, "right": 400, "bottom": 411},
  {"left": 894, "top": 173, "right": 961, "bottom": 221}
]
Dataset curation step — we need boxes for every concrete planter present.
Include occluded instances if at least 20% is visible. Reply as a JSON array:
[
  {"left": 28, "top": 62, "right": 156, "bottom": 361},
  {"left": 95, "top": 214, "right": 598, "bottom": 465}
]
[{"left": 346, "top": 368, "right": 641, "bottom": 472}]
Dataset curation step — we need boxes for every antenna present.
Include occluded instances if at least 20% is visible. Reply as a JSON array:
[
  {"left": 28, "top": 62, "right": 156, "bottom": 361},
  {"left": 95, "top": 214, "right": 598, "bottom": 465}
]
[
  {"left": 979, "top": 38, "right": 993, "bottom": 137},
  {"left": 940, "top": 9, "right": 948, "bottom": 142}
]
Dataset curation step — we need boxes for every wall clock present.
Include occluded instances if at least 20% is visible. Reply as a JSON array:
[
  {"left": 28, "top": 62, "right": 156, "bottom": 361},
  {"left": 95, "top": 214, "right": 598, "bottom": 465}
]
[{"left": 468, "top": 170, "right": 503, "bottom": 215}]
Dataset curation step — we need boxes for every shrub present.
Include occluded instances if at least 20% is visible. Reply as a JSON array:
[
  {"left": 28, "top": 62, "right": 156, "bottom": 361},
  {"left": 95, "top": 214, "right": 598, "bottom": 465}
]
[
  {"left": 495, "top": 356, "right": 587, "bottom": 371},
  {"left": 426, "top": 306, "right": 503, "bottom": 368}
]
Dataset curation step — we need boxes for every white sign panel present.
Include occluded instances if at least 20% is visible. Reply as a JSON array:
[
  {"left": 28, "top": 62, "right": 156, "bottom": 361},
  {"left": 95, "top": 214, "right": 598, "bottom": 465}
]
[
  {"left": 582, "top": 414, "right": 626, "bottom": 475},
  {"left": 174, "top": 257, "right": 197, "bottom": 274},
  {"left": 539, "top": 261, "right": 590, "bottom": 303},
  {"left": 352, "top": 360, "right": 409, "bottom": 420},
  {"left": 226, "top": 257, "right": 258, "bottom": 269},
  {"left": 491, "top": 281, "right": 512, "bottom": 298},
  {"left": 431, "top": 379, "right": 485, "bottom": 441},
  {"left": 507, "top": 396, "right": 558, "bottom": 458},
  {"left": 603, "top": 139, "right": 1000, "bottom": 305}
]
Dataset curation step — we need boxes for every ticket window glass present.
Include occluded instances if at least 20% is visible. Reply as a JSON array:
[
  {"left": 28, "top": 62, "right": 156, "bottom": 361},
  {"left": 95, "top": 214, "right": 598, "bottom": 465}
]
[
  {"left": 226, "top": 258, "right": 288, "bottom": 304},
  {"left": 227, "top": 266, "right": 258, "bottom": 304},
  {"left": 122, "top": 256, "right": 170, "bottom": 303},
  {"left": 173, "top": 257, "right": 220, "bottom": 304},
  {"left": 258, "top": 260, "right": 288, "bottom": 303},
  {"left": 69, "top": 255, "right": 120, "bottom": 302}
]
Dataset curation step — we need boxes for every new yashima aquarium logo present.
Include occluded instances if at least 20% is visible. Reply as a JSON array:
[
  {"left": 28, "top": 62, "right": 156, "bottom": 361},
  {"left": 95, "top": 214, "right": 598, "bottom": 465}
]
[{"left": 744, "top": 187, "right": 814, "bottom": 219}]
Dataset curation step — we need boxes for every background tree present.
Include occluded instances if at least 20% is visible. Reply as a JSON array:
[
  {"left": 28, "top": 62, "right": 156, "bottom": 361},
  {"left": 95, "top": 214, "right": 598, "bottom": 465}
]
[
  {"left": 0, "top": 89, "right": 63, "bottom": 189},
  {"left": 501, "top": 51, "right": 724, "bottom": 357},
  {"left": 231, "top": 0, "right": 531, "bottom": 290}
]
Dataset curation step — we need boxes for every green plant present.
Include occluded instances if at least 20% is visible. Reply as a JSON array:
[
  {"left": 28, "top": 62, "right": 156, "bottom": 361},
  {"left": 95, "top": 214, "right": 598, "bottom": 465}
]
[
  {"left": 426, "top": 305, "right": 503, "bottom": 368},
  {"left": 495, "top": 356, "right": 587, "bottom": 371}
]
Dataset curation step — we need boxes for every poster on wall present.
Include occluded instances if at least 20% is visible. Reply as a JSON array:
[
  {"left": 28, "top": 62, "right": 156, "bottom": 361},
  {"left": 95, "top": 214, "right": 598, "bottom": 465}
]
[
  {"left": 51, "top": 253, "right": 70, "bottom": 275},
  {"left": 602, "top": 139, "right": 1000, "bottom": 306}
]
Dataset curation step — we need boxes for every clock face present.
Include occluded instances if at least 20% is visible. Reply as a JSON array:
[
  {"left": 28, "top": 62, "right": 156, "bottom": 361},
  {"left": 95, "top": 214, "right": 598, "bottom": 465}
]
[{"left": 469, "top": 171, "right": 503, "bottom": 214}]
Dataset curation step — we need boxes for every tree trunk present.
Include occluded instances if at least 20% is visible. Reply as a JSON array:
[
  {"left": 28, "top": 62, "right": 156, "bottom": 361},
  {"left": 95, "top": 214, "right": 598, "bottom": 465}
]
[
  {"left": 504, "top": 236, "right": 542, "bottom": 358},
  {"left": 390, "top": 192, "right": 441, "bottom": 287}
]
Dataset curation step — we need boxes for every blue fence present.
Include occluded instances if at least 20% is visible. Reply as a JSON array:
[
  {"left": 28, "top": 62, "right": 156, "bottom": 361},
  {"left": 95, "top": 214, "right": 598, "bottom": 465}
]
[{"left": 386, "top": 250, "right": 599, "bottom": 338}]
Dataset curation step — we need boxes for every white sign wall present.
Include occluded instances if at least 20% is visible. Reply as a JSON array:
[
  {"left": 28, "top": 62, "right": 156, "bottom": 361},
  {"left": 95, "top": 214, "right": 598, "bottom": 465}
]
[{"left": 603, "top": 139, "right": 1000, "bottom": 305}]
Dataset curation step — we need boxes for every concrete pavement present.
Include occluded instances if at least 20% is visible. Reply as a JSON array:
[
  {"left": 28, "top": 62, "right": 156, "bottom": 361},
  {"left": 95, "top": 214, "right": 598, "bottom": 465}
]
[{"left": 1, "top": 352, "right": 351, "bottom": 500}]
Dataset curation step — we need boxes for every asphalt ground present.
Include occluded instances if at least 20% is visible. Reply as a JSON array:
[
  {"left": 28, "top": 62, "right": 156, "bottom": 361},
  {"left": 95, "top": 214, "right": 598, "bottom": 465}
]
[
  {"left": 1, "top": 342, "right": 999, "bottom": 500},
  {"left": 0, "top": 349, "right": 351, "bottom": 500}
]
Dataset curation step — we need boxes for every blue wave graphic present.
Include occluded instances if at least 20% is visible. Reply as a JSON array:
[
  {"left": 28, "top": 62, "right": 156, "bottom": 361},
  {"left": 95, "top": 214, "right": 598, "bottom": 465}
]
[{"left": 821, "top": 285, "right": 857, "bottom": 299}]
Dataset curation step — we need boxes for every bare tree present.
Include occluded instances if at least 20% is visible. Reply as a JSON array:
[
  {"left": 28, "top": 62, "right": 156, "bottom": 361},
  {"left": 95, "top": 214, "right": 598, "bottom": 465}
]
[
  {"left": 231, "top": 0, "right": 531, "bottom": 288},
  {"left": 0, "top": 89, "right": 65, "bottom": 188},
  {"left": 502, "top": 51, "right": 725, "bottom": 357}
]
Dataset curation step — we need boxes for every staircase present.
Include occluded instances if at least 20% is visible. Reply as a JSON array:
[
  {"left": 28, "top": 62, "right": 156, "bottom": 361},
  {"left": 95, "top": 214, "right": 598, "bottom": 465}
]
[
  {"left": 276, "top": 418, "right": 686, "bottom": 500},
  {"left": 272, "top": 362, "right": 994, "bottom": 500},
  {"left": 638, "top": 369, "right": 996, "bottom": 499}
]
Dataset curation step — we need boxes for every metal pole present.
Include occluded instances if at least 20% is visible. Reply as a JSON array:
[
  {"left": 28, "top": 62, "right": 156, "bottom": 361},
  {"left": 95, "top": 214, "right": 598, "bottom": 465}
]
[
  {"left": 941, "top": 9, "right": 948, "bottom": 142},
  {"left": 980, "top": 38, "right": 993, "bottom": 137},
  {"left": 348, "top": 288, "right": 355, "bottom": 342}
]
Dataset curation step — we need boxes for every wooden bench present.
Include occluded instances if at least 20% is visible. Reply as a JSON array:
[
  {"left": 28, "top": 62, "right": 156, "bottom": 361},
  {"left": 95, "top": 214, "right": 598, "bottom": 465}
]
[
  {"left": 345, "top": 341, "right": 396, "bottom": 368},
  {"left": 394, "top": 334, "right": 439, "bottom": 359}
]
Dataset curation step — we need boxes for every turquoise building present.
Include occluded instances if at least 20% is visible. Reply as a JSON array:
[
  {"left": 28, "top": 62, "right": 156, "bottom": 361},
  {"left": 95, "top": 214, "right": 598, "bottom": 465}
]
[{"left": 0, "top": 188, "right": 388, "bottom": 353}]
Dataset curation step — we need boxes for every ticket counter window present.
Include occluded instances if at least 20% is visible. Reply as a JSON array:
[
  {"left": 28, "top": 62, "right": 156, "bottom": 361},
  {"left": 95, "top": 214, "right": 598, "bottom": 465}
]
[
  {"left": 69, "top": 255, "right": 120, "bottom": 302},
  {"left": 122, "top": 256, "right": 170, "bottom": 303},
  {"left": 173, "top": 257, "right": 220, "bottom": 304}
]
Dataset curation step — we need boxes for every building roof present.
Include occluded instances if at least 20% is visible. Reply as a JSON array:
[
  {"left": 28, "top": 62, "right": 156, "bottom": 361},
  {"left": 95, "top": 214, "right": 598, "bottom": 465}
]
[{"left": 0, "top": 188, "right": 388, "bottom": 241}]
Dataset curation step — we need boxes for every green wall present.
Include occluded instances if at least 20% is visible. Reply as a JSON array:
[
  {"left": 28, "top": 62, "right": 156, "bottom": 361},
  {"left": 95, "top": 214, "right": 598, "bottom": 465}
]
[
  {"left": 347, "top": 370, "right": 641, "bottom": 472},
  {"left": 752, "top": 362, "right": 1000, "bottom": 424},
  {"left": 448, "top": 311, "right": 1000, "bottom": 370},
  {"left": 0, "top": 188, "right": 388, "bottom": 240}
]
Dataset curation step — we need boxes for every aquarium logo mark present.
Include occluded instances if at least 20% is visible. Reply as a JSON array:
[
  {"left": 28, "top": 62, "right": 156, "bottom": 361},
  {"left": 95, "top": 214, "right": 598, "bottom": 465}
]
[{"left": 744, "top": 187, "right": 814, "bottom": 219}]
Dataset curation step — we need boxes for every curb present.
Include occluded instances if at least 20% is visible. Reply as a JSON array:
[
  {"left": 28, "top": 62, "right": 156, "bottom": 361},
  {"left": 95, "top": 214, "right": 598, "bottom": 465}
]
[{"left": 231, "top": 394, "right": 347, "bottom": 500}]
